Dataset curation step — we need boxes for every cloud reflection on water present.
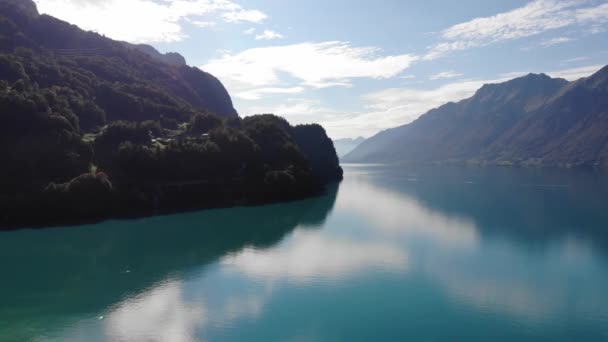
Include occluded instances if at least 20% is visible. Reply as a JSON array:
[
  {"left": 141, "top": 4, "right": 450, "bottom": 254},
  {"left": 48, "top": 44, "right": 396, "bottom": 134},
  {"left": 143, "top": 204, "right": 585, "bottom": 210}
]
[
  {"left": 340, "top": 166, "right": 608, "bottom": 326},
  {"left": 336, "top": 175, "right": 479, "bottom": 248},
  {"left": 106, "top": 280, "right": 205, "bottom": 342},
  {"left": 221, "top": 229, "right": 408, "bottom": 283},
  {"left": 59, "top": 166, "right": 608, "bottom": 340}
]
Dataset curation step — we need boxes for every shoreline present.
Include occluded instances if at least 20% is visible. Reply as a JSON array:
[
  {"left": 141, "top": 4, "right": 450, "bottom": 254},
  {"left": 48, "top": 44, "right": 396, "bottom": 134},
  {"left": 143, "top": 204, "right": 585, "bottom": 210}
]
[{"left": 0, "top": 182, "right": 341, "bottom": 231}]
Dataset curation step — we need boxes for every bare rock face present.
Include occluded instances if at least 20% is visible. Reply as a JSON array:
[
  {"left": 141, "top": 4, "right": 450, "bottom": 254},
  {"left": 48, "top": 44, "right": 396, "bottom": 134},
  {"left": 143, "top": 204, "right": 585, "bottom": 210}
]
[{"left": 0, "top": 0, "right": 39, "bottom": 17}]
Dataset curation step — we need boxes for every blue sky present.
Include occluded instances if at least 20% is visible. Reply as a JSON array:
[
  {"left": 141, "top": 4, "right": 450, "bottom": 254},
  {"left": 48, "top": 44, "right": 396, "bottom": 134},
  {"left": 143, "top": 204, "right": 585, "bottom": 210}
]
[{"left": 35, "top": 0, "right": 608, "bottom": 139}]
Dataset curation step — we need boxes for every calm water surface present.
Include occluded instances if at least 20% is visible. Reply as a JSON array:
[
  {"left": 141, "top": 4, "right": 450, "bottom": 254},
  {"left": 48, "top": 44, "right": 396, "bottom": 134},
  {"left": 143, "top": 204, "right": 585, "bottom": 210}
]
[{"left": 2, "top": 165, "right": 608, "bottom": 341}]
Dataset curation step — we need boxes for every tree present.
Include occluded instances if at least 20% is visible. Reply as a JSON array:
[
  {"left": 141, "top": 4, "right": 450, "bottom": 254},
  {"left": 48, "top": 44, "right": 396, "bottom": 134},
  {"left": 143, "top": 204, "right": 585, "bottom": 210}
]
[{"left": 189, "top": 112, "right": 222, "bottom": 135}]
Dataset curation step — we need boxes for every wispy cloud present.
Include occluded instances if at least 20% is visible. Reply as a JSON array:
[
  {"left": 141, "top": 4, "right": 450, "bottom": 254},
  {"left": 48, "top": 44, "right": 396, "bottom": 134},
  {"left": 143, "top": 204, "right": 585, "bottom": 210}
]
[
  {"left": 236, "top": 86, "right": 305, "bottom": 100},
  {"left": 499, "top": 64, "right": 604, "bottom": 80},
  {"left": 561, "top": 56, "right": 588, "bottom": 64},
  {"left": 241, "top": 98, "right": 366, "bottom": 138},
  {"left": 191, "top": 20, "right": 216, "bottom": 28},
  {"left": 429, "top": 71, "right": 463, "bottom": 80},
  {"left": 34, "top": 0, "right": 267, "bottom": 43},
  {"left": 222, "top": 9, "right": 267, "bottom": 23},
  {"left": 541, "top": 36, "right": 575, "bottom": 46},
  {"left": 576, "top": 2, "right": 608, "bottom": 33},
  {"left": 243, "top": 28, "right": 256, "bottom": 35},
  {"left": 546, "top": 64, "right": 605, "bottom": 80},
  {"left": 365, "top": 80, "right": 496, "bottom": 116},
  {"left": 204, "top": 41, "right": 418, "bottom": 96},
  {"left": 255, "top": 30, "right": 285, "bottom": 40},
  {"left": 425, "top": 0, "right": 608, "bottom": 59}
]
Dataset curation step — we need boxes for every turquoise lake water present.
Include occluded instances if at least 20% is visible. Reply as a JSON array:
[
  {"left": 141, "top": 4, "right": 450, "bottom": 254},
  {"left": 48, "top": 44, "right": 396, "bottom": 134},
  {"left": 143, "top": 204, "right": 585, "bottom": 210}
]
[{"left": 2, "top": 164, "right": 608, "bottom": 341}]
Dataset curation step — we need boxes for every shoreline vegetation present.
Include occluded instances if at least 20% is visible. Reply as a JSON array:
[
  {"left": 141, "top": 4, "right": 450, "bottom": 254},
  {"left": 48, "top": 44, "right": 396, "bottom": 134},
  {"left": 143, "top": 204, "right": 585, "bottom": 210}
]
[
  {"left": 0, "top": 116, "right": 343, "bottom": 230},
  {"left": 0, "top": 0, "right": 342, "bottom": 229}
]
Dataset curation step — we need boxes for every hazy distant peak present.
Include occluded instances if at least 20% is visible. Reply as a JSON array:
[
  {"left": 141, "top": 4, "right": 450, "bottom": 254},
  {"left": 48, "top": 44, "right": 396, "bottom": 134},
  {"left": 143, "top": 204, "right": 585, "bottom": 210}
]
[
  {"left": 335, "top": 137, "right": 365, "bottom": 144},
  {"left": 333, "top": 136, "right": 367, "bottom": 158}
]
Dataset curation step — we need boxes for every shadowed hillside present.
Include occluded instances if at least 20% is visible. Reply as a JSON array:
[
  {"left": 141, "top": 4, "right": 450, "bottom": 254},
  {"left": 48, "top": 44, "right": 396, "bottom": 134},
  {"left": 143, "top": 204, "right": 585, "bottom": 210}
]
[
  {"left": 344, "top": 67, "right": 608, "bottom": 168},
  {"left": 0, "top": 0, "right": 342, "bottom": 228}
]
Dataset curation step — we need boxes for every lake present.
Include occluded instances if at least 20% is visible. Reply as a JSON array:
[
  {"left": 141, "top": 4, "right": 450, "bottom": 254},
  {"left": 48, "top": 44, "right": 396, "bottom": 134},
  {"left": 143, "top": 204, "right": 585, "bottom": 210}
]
[{"left": 2, "top": 164, "right": 608, "bottom": 341}]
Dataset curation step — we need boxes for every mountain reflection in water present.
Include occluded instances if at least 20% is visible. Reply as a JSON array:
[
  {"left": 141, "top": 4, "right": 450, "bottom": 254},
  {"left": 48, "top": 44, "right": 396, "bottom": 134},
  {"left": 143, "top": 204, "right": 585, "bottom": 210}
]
[{"left": 2, "top": 165, "right": 608, "bottom": 341}]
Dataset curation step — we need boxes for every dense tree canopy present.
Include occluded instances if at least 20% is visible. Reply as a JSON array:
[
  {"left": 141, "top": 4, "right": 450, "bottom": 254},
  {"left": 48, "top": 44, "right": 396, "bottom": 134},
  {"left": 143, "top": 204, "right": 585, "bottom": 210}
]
[{"left": 0, "top": 1, "right": 343, "bottom": 228}]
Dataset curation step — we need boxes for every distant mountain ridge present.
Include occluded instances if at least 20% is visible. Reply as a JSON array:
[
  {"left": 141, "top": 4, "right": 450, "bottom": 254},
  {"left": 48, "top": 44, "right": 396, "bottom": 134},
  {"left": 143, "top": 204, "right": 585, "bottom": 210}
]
[
  {"left": 333, "top": 137, "right": 366, "bottom": 158},
  {"left": 344, "top": 66, "right": 608, "bottom": 168}
]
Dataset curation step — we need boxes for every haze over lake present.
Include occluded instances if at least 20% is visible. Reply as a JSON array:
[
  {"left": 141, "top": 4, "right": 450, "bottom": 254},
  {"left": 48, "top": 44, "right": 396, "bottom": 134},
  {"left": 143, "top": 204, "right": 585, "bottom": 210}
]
[{"left": 2, "top": 165, "right": 608, "bottom": 341}]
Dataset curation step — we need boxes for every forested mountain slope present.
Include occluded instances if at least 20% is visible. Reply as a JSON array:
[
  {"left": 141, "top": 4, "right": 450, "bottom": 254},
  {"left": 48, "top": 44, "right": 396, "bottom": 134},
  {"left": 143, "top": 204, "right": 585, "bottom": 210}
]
[{"left": 0, "top": 0, "right": 342, "bottom": 228}]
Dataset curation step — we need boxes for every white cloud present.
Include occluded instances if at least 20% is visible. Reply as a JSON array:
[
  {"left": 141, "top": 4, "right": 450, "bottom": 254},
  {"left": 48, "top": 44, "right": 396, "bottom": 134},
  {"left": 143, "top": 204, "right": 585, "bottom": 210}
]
[
  {"left": 243, "top": 27, "right": 256, "bottom": 35},
  {"left": 541, "top": 36, "right": 575, "bottom": 46},
  {"left": 429, "top": 71, "right": 463, "bottom": 80},
  {"left": 425, "top": 0, "right": 608, "bottom": 59},
  {"left": 222, "top": 9, "right": 267, "bottom": 23},
  {"left": 34, "top": 0, "right": 267, "bottom": 43},
  {"left": 546, "top": 64, "right": 605, "bottom": 80},
  {"left": 206, "top": 42, "right": 416, "bottom": 138},
  {"left": 500, "top": 64, "right": 604, "bottom": 81},
  {"left": 362, "top": 79, "right": 498, "bottom": 126},
  {"left": 255, "top": 29, "right": 285, "bottom": 40},
  {"left": 240, "top": 99, "right": 370, "bottom": 139},
  {"left": 242, "top": 98, "right": 347, "bottom": 124},
  {"left": 576, "top": 2, "right": 608, "bottom": 33},
  {"left": 236, "top": 86, "right": 305, "bottom": 100},
  {"left": 561, "top": 56, "right": 588, "bottom": 64},
  {"left": 191, "top": 20, "right": 216, "bottom": 28},
  {"left": 365, "top": 77, "right": 512, "bottom": 112},
  {"left": 203, "top": 41, "right": 417, "bottom": 91}
]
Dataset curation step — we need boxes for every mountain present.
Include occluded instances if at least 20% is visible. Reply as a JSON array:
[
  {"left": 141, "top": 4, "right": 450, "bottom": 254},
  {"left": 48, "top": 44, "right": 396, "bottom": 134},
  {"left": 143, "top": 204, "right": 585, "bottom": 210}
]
[
  {"left": 0, "top": 0, "right": 342, "bottom": 228},
  {"left": 0, "top": 0, "right": 237, "bottom": 122},
  {"left": 333, "top": 137, "right": 366, "bottom": 158},
  {"left": 344, "top": 66, "right": 608, "bottom": 168},
  {"left": 124, "top": 43, "right": 187, "bottom": 66},
  {"left": 0, "top": 0, "right": 37, "bottom": 17}
]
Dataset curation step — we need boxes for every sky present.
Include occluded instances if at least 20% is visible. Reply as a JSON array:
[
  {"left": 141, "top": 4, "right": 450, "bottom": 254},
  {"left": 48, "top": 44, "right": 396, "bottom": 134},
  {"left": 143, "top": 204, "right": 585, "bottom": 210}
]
[{"left": 34, "top": 0, "right": 608, "bottom": 139}]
